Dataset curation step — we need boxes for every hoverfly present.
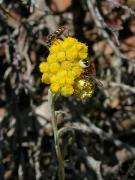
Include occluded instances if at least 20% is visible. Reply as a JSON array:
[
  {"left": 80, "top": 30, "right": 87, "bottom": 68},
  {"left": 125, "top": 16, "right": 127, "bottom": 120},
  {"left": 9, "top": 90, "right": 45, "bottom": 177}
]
[
  {"left": 46, "top": 26, "right": 67, "bottom": 47},
  {"left": 79, "top": 59, "right": 103, "bottom": 87},
  {"left": 74, "top": 59, "right": 102, "bottom": 100}
]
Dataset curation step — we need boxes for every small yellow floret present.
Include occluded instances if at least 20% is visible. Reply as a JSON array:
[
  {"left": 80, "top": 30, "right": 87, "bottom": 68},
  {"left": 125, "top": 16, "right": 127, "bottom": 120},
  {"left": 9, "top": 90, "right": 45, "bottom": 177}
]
[
  {"left": 64, "top": 37, "right": 77, "bottom": 44},
  {"left": 49, "top": 62, "right": 60, "bottom": 73},
  {"left": 50, "top": 75, "right": 57, "bottom": 83},
  {"left": 57, "top": 52, "right": 66, "bottom": 62},
  {"left": 79, "top": 52, "right": 87, "bottom": 59},
  {"left": 39, "top": 62, "right": 49, "bottom": 73},
  {"left": 42, "top": 73, "right": 50, "bottom": 84},
  {"left": 58, "top": 70, "right": 68, "bottom": 77},
  {"left": 61, "top": 61, "right": 72, "bottom": 70},
  {"left": 66, "top": 49, "right": 78, "bottom": 61},
  {"left": 72, "top": 66, "right": 84, "bottom": 77},
  {"left": 60, "top": 37, "right": 77, "bottom": 50},
  {"left": 47, "top": 54, "right": 58, "bottom": 63},
  {"left": 59, "top": 78, "right": 66, "bottom": 86},
  {"left": 66, "top": 77, "right": 74, "bottom": 84},
  {"left": 50, "top": 83, "right": 60, "bottom": 93},
  {"left": 65, "top": 73, "right": 74, "bottom": 84},
  {"left": 49, "top": 40, "right": 62, "bottom": 53},
  {"left": 61, "top": 85, "right": 74, "bottom": 96},
  {"left": 77, "top": 43, "right": 88, "bottom": 52}
]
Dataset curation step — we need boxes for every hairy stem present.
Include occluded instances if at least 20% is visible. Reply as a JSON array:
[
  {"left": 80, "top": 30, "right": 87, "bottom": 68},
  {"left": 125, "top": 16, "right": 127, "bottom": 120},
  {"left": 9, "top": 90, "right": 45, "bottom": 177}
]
[{"left": 48, "top": 90, "right": 65, "bottom": 180}]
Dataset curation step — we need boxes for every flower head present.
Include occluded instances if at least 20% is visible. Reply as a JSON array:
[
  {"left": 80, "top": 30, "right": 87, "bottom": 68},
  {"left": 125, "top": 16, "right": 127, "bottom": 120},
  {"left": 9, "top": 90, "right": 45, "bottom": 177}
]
[{"left": 39, "top": 36, "right": 96, "bottom": 99}]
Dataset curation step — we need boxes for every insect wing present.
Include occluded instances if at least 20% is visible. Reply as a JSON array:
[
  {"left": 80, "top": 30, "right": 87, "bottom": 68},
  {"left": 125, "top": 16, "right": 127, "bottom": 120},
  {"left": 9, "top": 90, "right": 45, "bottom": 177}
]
[
  {"left": 90, "top": 76, "right": 103, "bottom": 87},
  {"left": 89, "top": 62, "right": 96, "bottom": 77},
  {"left": 55, "top": 26, "right": 67, "bottom": 38},
  {"left": 46, "top": 26, "right": 67, "bottom": 46}
]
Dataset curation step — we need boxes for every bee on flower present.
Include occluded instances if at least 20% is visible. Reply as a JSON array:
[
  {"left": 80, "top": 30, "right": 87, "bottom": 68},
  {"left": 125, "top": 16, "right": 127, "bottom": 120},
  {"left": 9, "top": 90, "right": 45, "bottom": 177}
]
[{"left": 39, "top": 27, "right": 102, "bottom": 100}]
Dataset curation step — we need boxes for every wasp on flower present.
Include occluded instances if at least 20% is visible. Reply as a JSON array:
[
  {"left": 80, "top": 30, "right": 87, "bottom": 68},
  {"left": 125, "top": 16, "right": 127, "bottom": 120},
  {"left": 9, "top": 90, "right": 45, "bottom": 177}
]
[
  {"left": 39, "top": 26, "right": 102, "bottom": 100},
  {"left": 46, "top": 26, "right": 67, "bottom": 47}
]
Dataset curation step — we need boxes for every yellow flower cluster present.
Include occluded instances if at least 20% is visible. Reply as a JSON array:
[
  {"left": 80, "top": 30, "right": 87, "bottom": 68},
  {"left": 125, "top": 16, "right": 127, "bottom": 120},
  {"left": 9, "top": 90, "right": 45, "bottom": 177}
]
[{"left": 39, "top": 37, "right": 88, "bottom": 96}]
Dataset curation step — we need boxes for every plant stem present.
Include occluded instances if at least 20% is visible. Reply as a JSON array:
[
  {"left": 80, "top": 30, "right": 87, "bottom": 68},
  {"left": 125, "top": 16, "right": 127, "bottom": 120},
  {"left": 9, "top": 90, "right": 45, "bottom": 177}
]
[{"left": 48, "top": 90, "right": 65, "bottom": 180}]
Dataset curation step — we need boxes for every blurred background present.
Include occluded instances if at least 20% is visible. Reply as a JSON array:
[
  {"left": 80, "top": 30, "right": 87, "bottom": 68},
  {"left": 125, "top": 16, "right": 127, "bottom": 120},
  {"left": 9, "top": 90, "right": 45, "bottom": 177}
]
[{"left": 0, "top": 0, "right": 135, "bottom": 179}]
